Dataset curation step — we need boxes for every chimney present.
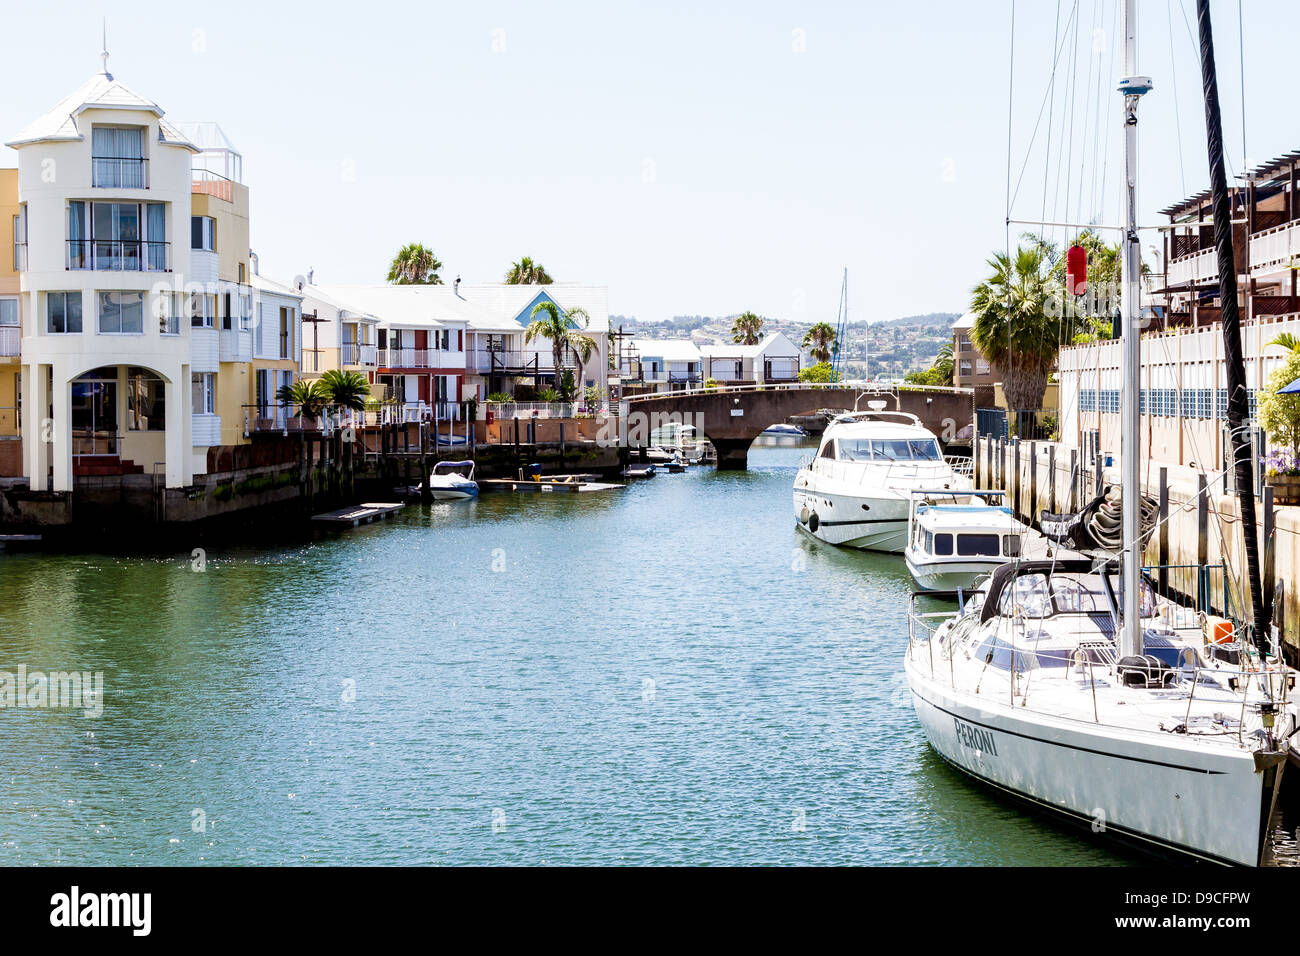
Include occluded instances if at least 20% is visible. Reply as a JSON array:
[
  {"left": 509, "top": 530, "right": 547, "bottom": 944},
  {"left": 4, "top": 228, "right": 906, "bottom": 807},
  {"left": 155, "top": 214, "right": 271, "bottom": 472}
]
[
  {"left": 249, "top": 250, "right": 259, "bottom": 276},
  {"left": 308, "top": 267, "right": 315, "bottom": 285},
  {"left": 454, "top": 275, "right": 461, "bottom": 295}
]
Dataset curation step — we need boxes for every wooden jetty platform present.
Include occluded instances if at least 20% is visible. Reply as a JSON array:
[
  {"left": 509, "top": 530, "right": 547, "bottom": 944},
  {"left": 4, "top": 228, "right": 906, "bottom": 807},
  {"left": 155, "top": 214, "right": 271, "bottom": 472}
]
[{"left": 311, "top": 502, "right": 404, "bottom": 527}]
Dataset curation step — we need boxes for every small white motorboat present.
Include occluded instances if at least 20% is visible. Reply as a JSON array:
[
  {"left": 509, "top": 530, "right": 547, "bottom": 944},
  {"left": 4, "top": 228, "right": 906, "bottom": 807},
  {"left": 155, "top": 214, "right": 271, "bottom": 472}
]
[
  {"left": 903, "top": 490, "right": 1047, "bottom": 592},
  {"left": 763, "top": 422, "right": 808, "bottom": 437},
  {"left": 424, "top": 460, "right": 478, "bottom": 500}
]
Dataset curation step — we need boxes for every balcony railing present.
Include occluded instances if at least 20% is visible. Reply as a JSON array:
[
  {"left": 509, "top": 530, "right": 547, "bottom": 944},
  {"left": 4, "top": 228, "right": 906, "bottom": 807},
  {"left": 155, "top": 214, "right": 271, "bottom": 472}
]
[
  {"left": 91, "top": 157, "right": 149, "bottom": 189},
  {"left": 192, "top": 169, "right": 233, "bottom": 202},
  {"left": 376, "top": 347, "right": 458, "bottom": 368},
  {"left": 68, "top": 239, "right": 170, "bottom": 272},
  {"left": 0, "top": 326, "right": 18, "bottom": 357},
  {"left": 471, "top": 349, "right": 575, "bottom": 372},
  {"left": 343, "top": 343, "right": 379, "bottom": 366}
]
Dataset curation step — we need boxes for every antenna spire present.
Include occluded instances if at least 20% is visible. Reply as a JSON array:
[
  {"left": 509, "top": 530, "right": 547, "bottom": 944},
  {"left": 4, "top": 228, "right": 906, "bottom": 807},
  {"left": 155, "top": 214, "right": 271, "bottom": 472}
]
[{"left": 100, "top": 18, "right": 112, "bottom": 78}]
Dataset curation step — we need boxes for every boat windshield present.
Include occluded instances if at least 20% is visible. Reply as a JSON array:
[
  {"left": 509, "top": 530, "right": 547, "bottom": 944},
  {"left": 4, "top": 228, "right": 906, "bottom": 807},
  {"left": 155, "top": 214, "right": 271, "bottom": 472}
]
[
  {"left": 838, "top": 438, "right": 942, "bottom": 462},
  {"left": 996, "top": 572, "right": 1157, "bottom": 619}
]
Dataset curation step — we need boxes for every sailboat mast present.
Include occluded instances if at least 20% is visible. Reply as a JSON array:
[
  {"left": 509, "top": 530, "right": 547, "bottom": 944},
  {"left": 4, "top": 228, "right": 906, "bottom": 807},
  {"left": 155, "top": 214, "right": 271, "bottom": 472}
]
[
  {"left": 1196, "top": 0, "right": 1269, "bottom": 650},
  {"left": 1118, "top": 0, "right": 1152, "bottom": 659}
]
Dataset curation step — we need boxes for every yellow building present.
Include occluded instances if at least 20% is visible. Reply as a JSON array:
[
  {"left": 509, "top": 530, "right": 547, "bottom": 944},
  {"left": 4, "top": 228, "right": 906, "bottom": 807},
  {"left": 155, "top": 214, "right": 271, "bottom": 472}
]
[
  {"left": 0, "top": 168, "right": 20, "bottom": 472},
  {"left": 182, "top": 124, "right": 301, "bottom": 450}
]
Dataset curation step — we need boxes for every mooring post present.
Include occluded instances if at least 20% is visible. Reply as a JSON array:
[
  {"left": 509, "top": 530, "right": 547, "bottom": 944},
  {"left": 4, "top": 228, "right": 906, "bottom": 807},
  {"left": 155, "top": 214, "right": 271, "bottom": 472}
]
[
  {"left": 1028, "top": 441, "right": 1038, "bottom": 520},
  {"left": 1047, "top": 443, "right": 1056, "bottom": 513},
  {"left": 1068, "top": 448, "right": 1078, "bottom": 512},
  {"left": 1197, "top": 472, "right": 1209, "bottom": 611},
  {"left": 1158, "top": 466, "right": 1169, "bottom": 594},
  {"left": 1264, "top": 485, "right": 1276, "bottom": 630}
]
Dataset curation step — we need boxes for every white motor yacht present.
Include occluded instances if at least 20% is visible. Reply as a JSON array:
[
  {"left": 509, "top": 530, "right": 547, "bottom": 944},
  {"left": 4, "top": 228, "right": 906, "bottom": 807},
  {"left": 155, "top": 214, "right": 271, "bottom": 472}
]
[{"left": 792, "top": 411, "right": 971, "bottom": 552}]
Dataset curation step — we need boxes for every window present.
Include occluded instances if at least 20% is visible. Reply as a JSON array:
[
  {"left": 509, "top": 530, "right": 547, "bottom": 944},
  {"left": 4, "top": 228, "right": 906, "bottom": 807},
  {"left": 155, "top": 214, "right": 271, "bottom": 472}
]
[
  {"left": 127, "top": 368, "right": 166, "bottom": 431},
  {"left": 191, "top": 216, "right": 216, "bottom": 251},
  {"left": 933, "top": 533, "right": 954, "bottom": 556},
  {"left": 818, "top": 439, "right": 836, "bottom": 460},
  {"left": 239, "top": 295, "right": 251, "bottom": 331},
  {"left": 12, "top": 210, "right": 24, "bottom": 271},
  {"left": 157, "top": 293, "right": 182, "bottom": 335},
  {"left": 191, "top": 373, "right": 216, "bottom": 415},
  {"left": 0, "top": 297, "right": 17, "bottom": 327},
  {"left": 956, "top": 534, "right": 1000, "bottom": 556},
  {"left": 1003, "top": 535, "right": 1021, "bottom": 557},
  {"left": 279, "top": 306, "right": 293, "bottom": 359},
  {"left": 68, "top": 201, "right": 167, "bottom": 271},
  {"left": 46, "top": 292, "right": 83, "bottom": 334},
  {"left": 91, "top": 126, "right": 145, "bottom": 188},
  {"left": 191, "top": 294, "right": 216, "bottom": 329},
  {"left": 98, "top": 291, "right": 144, "bottom": 334}
]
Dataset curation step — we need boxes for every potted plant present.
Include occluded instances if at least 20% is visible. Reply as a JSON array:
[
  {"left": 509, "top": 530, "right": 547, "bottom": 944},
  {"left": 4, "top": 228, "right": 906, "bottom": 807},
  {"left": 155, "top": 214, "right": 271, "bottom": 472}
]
[{"left": 1263, "top": 451, "right": 1300, "bottom": 505}]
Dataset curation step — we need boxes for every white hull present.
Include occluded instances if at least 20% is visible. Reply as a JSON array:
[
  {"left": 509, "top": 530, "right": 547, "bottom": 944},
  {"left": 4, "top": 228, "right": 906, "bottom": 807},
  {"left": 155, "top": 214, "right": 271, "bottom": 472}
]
[
  {"left": 793, "top": 486, "right": 909, "bottom": 552},
  {"left": 429, "top": 488, "right": 476, "bottom": 501},
  {"left": 904, "top": 656, "right": 1273, "bottom": 866},
  {"left": 904, "top": 556, "right": 1000, "bottom": 592}
]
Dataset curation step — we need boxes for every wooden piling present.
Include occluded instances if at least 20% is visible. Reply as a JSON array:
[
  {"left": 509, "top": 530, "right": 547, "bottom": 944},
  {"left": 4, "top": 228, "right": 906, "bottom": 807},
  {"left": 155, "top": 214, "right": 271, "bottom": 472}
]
[
  {"left": 1264, "top": 485, "right": 1276, "bottom": 625},
  {"left": 1047, "top": 443, "right": 1056, "bottom": 513},
  {"left": 1197, "top": 472, "right": 1209, "bottom": 610},
  {"left": 1158, "top": 466, "right": 1169, "bottom": 593}
]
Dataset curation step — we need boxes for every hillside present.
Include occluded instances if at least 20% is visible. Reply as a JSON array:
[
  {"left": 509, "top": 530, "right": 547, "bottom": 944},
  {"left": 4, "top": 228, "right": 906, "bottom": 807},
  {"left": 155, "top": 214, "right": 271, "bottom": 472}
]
[{"left": 609, "top": 311, "right": 961, "bottom": 378}]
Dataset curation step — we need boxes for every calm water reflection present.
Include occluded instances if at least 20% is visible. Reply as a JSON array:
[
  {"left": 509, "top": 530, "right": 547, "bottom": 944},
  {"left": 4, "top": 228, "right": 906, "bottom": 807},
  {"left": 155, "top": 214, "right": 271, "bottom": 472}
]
[{"left": 0, "top": 438, "right": 1124, "bottom": 865}]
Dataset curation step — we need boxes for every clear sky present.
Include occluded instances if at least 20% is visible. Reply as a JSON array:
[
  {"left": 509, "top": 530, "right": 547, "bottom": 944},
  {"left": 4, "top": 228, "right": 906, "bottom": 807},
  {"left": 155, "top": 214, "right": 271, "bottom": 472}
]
[{"left": 0, "top": 0, "right": 1289, "bottom": 327}]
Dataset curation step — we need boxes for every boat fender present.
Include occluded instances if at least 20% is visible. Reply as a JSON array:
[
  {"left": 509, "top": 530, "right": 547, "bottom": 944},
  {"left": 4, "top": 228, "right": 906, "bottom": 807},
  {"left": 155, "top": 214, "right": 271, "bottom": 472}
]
[
  {"left": 799, "top": 507, "right": 809, "bottom": 525},
  {"left": 808, "top": 512, "right": 820, "bottom": 533},
  {"left": 1116, "top": 654, "right": 1175, "bottom": 688}
]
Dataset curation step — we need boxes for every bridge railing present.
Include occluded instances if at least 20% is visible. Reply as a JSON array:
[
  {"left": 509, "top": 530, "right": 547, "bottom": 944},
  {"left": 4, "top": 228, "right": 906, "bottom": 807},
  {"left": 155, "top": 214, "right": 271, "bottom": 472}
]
[{"left": 623, "top": 381, "right": 974, "bottom": 402}]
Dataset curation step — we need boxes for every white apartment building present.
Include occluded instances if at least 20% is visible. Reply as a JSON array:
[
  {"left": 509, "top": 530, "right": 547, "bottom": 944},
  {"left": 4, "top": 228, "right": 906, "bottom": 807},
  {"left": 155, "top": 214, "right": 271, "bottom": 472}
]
[
  {"left": 9, "top": 64, "right": 201, "bottom": 490},
  {"left": 620, "top": 338, "right": 702, "bottom": 390},
  {"left": 700, "top": 332, "right": 802, "bottom": 384}
]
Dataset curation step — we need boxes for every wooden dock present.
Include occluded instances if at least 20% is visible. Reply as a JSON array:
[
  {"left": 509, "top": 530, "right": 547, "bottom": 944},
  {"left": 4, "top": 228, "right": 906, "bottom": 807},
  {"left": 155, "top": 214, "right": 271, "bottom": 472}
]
[{"left": 311, "top": 503, "right": 404, "bottom": 527}]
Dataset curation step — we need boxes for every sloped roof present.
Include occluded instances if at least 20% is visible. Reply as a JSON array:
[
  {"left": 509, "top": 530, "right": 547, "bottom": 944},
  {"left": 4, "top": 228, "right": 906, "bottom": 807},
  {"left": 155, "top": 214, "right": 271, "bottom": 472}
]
[
  {"left": 627, "top": 338, "right": 701, "bottom": 362},
  {"left": 952, "top": 310, "right": 976, "bottom": 330},
  {"left": 7, "top": 71, "right": 196, "bottom": 150},
  {"left": 250, "top": 273, "right": 305, "bottom": 302},
  {"left": 701, "top": 332, "right": 799, "bottom": 358},
  {"left": 314, "top": 283, "right": 610, "bottom": 335}
]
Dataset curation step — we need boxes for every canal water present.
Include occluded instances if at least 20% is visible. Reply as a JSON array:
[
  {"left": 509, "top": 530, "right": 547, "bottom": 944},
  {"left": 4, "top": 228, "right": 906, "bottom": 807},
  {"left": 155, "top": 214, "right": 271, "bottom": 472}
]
[{"left": 0, "top": 438, "right": 1123, "bottom": 865}]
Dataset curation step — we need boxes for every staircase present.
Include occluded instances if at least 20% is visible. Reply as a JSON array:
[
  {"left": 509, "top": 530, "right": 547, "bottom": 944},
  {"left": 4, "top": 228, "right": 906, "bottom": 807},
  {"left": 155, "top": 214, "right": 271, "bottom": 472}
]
[{"left": 74, "top": 456, "right": 145, "bottom": 477}]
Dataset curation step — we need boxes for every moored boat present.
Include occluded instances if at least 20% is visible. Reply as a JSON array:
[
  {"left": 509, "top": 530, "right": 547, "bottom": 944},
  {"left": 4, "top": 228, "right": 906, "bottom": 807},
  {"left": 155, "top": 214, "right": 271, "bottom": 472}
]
[{"left": 792, "top": 410, "right": 971, "bottom": 552}]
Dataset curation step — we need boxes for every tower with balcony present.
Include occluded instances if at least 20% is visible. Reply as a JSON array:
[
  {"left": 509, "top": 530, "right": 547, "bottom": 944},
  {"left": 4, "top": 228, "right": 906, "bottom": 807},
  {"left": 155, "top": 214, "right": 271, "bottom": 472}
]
[{"left": 7, "top": 62, "right": 197, "bottom": 491}]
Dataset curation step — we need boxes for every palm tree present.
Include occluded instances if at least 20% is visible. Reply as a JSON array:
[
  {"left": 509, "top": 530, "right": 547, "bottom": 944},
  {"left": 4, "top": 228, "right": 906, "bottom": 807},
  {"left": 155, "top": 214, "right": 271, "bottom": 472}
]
[
  {"left": 319, "top": 369, "right": 371, "bottom": 411},
  {"left": 505, "top": 257, "right": 553, "bottom": 285},
  {"left": 1268, "top": 332, "right": 1300, "bottom": 354},
  {"left": 970, "top": 244, "right": 1079, "bottom": 411},
  {"left": 802, "top": 322, "right": 837, "bottom": 364},
  {"left": 931, "top": 341, "right": 955, "bottom": 385},
  {"left": 525, "top": 301, "right": 596, "bottom": 400},
  {"left": 731, "top": 311, "right": 764, "bottom": 345},
  {"left": 276, "top": 378, "right": 331, "bottom": 419},
  {"left": 387, "top": 243, "right": 444, "bottom": 285}
]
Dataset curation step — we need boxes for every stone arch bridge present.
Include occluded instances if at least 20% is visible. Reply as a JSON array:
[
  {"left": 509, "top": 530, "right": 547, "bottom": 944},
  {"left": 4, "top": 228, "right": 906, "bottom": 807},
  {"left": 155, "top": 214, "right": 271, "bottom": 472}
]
[{"left": 624, "top": 384, "right": 974, "bottom": 469}]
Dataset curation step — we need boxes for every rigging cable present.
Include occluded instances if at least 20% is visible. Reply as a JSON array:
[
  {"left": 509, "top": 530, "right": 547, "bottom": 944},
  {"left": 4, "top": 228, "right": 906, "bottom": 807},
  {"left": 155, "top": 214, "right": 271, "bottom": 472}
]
[
  {"left": 1167, "top": 0, "right": 1188, "bottom": 198},
  {"left": 1040, "top": 0, "right": 1064, "bottom": 237}
]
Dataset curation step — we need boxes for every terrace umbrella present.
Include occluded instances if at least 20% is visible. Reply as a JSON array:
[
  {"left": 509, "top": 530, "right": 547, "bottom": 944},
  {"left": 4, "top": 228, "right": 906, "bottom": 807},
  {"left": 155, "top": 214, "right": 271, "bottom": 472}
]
[{"left": 1279, "top": 377, "right": 1300, "bottom": 394}]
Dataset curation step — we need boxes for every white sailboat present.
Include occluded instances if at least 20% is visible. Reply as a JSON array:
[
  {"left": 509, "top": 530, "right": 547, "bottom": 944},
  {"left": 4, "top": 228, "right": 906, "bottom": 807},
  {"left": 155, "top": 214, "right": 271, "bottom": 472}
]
[{"left": 903, "top": 0, "right": 1299, "bottom": 865}]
